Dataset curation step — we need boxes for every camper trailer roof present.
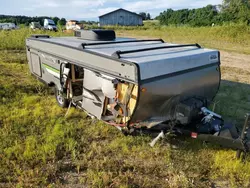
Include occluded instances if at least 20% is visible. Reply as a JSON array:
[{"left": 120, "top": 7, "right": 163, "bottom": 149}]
[
  {"left": 29, "top": 36, "right": 217, "bottom": 61},
  {"left": 27, "top": 36, "right": 219, "bottom": 81}
]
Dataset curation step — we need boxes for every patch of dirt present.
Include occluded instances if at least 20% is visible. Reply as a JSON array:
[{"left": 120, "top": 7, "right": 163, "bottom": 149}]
[
  {"left": 220, "top": 51, "right": 250, "bottom": 84},
  {"left": 221, "top": 51, "right": 250, "bottom": 70}
]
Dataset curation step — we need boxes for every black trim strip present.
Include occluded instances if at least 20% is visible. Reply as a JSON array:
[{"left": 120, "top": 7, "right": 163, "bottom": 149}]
[
  {"left": 141, "top": 62, "right": 219, "bottom": 84},
  {"left": 81, "top": 39, "right": 165, "bottom": 48},
  {"left": 212, "top": 51, "right": 221, "bottom": 101},
  {"left": 31, "top": 34, "right": 50, "bottom": 38},
  {"left": 112, "top": 43, "right": 201, "bottom": 59}
]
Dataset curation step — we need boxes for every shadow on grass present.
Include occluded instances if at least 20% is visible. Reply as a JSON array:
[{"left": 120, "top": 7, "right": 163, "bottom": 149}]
[{"left": 215, "top": 80, "right": 250, "bottom": 126}]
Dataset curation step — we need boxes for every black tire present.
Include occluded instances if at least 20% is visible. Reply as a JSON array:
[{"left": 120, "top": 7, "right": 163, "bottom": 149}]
[{"left": 54, "top": 87, "right": 69, "bottom": 108}]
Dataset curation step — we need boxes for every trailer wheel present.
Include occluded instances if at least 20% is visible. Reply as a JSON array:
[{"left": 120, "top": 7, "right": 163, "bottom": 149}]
[{"left": 54, "top": 87, "right": 69, "bottom": 108}]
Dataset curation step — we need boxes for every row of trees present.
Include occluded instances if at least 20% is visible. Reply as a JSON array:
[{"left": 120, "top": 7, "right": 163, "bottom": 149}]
[
  {"left": 157, "top": 0, "right": 250, "bottom": 26},
  {"left": 139, "top": 12, "right": 151, "bottom": 20},
  {"left": 0, "top": 13, "right": 151, "bottom": 26},
  {"left": 1, "top": 0, "right": 249, "bottom": 27},
  {"left": 0, "top": 15, "right": 67, "bottom": 26}
]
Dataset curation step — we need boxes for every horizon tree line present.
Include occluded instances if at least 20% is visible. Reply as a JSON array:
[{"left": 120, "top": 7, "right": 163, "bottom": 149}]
[{"left": 0, "top": 0, "right": 249, "bottom": 27}]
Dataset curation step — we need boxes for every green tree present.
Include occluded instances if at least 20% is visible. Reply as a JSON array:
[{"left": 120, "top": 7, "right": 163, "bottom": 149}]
[
  {"left": 146, "top": 13, "right": 151, "bottom": 20},
  {"left": 156, "top": 3, "right": 250, "bottom": 26},
  {"left": 58, "top": 18, "right": 66, "bottom": 25},
  {"left": 52, "top": 17, "right": 60, "bottom": 25},
  {"left": 139, "top": 12, "right": 147, "bottom": 20},
  {"left": 222, "top": 0, "right": 250, "bottom": 23},
  {"left": 0, "top": 15, "right": 69, "bottom": 26}
]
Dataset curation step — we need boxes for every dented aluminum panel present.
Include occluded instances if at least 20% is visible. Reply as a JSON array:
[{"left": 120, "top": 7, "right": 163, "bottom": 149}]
[{"left": 26, "top": 38, "right": 138, "bottom": 83}]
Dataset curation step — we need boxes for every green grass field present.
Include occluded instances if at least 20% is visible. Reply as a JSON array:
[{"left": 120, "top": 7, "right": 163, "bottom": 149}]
[
  {"left": 1, "top": 27, "right": 250, "bottom": 187},
  {"left": 116, "top": 24, "right": 250, "bottom": 54}
]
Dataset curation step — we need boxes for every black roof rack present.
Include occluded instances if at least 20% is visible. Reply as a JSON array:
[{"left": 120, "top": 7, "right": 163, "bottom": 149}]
[
  {"left": 31, "top": 34, "right": 50, "bottom": 38},
  {"left": 81, "top": 39, "right": 164, "bottom": 48},
  {"left": 112, "top": 43, "right": 202, "bottom": 59}
]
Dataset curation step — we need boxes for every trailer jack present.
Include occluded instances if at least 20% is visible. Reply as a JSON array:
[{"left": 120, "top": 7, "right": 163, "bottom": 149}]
[
  {"left": 236, "top": 113, "right": 249, "bottom": 160},
  {"left": 182, "top": 113, "right": 250, "bottom": 160}
]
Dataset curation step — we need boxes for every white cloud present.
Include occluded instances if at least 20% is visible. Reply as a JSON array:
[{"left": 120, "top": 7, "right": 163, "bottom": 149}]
[
  {"left": 122, "top": 0, "right": 222, "bottom": 16},
  {"left": 71, "top": 0, "right": 106, "bottom": 7}
]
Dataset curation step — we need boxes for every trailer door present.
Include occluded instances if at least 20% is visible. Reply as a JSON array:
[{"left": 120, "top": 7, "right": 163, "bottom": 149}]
[{"left": 30, "top": 53, "right": 42, "bottom": 77}]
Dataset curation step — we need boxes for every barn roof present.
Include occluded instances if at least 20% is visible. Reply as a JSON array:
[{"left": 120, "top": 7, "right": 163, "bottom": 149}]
[{"left": 99, "top": 8, "right": 142, "bottom": 18}]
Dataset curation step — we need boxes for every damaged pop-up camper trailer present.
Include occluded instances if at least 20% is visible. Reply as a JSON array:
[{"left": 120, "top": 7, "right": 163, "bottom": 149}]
[{"left": 26, "top": 30, "right": 250, "bottom": 158}]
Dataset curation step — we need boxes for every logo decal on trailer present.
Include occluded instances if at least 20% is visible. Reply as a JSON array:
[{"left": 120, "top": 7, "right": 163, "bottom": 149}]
[{"left": 209, "top": 54, "right": 218, "bottom": 62}]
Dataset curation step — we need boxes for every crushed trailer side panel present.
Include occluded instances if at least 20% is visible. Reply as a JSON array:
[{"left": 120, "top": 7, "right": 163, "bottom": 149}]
[{"left": 130, "top": 64, "right": 221, "bottom": 125}]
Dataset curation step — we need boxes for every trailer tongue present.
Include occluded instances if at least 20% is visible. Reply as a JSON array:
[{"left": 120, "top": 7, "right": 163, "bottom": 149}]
[{"left": 26, "top": 30, "right": 249, "bottom": 158}]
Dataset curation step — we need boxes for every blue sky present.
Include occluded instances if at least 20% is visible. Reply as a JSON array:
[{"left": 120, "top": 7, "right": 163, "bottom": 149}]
[{"left": 1, "top": 0, "right": 222, "bottom": 21}]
